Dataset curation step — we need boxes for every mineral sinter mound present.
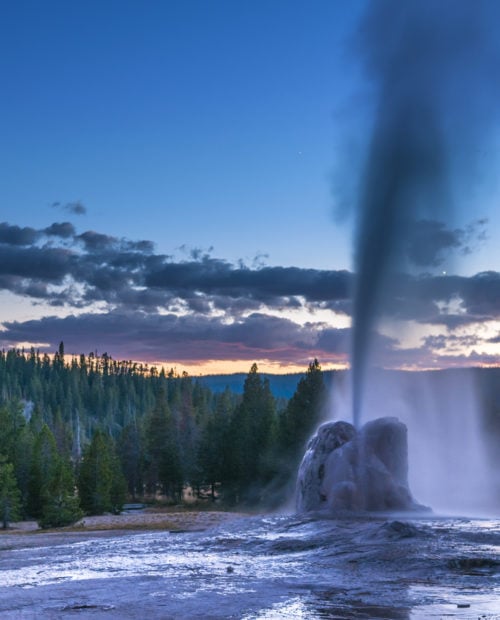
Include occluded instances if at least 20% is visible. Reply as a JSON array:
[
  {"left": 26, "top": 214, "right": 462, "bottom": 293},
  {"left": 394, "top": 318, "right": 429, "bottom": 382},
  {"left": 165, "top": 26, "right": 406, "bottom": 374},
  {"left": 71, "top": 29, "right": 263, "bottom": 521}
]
[{"left": 296, "top": 417, "right": 428, "bottom": 513}]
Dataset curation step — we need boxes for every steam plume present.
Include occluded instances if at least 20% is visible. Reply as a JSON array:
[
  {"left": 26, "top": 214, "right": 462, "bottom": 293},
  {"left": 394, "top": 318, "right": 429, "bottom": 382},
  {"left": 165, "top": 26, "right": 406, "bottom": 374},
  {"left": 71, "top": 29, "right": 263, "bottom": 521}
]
[{"left": 351, "top": 1, "right": 500, "bottom": 426}]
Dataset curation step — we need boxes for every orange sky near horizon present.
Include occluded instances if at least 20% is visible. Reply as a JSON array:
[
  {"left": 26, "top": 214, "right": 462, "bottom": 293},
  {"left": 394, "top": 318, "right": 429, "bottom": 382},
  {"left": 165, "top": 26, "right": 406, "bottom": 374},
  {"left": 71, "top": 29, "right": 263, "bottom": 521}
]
[{"left": 151, "top": 359, "right": 350, "bottom": 377}]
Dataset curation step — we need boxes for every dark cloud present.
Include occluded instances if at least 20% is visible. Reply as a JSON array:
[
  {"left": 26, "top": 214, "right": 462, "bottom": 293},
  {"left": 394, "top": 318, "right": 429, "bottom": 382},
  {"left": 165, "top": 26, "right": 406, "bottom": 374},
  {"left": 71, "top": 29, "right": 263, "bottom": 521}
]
[
  {"left": 405, "top": 220, "right": 462, "bottom": 267},
  {"left": 44, "top": 222, "right": 76, "bottom": 238},
  {"left": 77, "top": 230, "right": 155, "bottom": 256},
  {"left": 413, "top": 272, "right": 500, "bottom": 323},
  {"left": 0, "top": 246, "right": 72, "bottom": 282},
  {"left": 460, "top": 218, "right": 489, "bottom": 256},
  {"left": 67, "top": 202, "right": 86, "bottom": 215},
  {"left": 0, "top": 221, "right": 500, "bottom": 322},
  {"left": 221, "top": 313, "right": 318, "bottom": 351},
  {"left": 52, "top": 201, "right": 87, "bottom": 215},
  {"left": 180, "top": 245, "right": 214, "bottom": 261},
  {"left": 0, "top": 220, "right": 497, "bottom": 326},
  {"left": 315, "top": 327, "right": 351, "bottom": 354},
  {"left": 420, "top": 314, "right": 478, "bottom": 331},
  {"left": 146, "top": 258, "right": 352, "bottom": 304},
  {"left": 77, "top": 230, "right": 116, "bottom": 251},
  {"left": 459, "top": 271, "right": 500, "bottom": 317},
  {"left": 124, "top": 239, "right": 155, "bottom": 254},
  {"left": 357, "top": 271, "right": 500, "bottom": 328},
  {"left": 403, "top": 219, "right": 488, "bottom": 269},
  {"left": 0, "top": 223, "right": 39, "bottom": 246},
  {"left": 423, "top": 333, "right": 482, "bottom": 353},
  {"left": 0, "top": 312, "right": 350, "bottom": 365}
]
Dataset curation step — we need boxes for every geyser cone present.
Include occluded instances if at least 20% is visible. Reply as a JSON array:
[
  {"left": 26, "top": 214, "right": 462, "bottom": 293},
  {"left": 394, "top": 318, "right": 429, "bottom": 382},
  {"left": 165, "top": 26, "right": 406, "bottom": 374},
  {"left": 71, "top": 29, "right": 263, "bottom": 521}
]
[{"left": 296, "top": 417, "right": 428, "bottom": 514}]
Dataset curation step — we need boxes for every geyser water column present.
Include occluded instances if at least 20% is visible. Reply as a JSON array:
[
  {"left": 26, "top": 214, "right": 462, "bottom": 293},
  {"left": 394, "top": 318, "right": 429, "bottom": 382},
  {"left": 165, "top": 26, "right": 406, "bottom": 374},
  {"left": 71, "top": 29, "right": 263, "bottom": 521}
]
[
  {"left": 352, "top": 3, "right": 455, "bottom": 427},
  {"left": 350, "top": 1, "right": 500, "bottom": 428},
  {"left": 351, "top": 105, "right": 446, "bottom": 427}
]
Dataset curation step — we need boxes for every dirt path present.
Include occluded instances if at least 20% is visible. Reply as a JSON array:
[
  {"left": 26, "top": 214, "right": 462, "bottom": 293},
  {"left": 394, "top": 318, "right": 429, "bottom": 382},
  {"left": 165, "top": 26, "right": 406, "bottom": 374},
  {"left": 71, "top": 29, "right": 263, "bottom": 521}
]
[{"left": 0, "top": 509, "right": 245, "bottom": 551}]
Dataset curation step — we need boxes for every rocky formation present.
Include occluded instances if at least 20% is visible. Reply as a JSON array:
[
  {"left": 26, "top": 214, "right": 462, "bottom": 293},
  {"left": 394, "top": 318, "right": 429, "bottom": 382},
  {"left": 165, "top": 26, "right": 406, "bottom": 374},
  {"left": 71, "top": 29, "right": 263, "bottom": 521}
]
[{"left": 296, "top": 417, "right": 428, "bottom": 513}]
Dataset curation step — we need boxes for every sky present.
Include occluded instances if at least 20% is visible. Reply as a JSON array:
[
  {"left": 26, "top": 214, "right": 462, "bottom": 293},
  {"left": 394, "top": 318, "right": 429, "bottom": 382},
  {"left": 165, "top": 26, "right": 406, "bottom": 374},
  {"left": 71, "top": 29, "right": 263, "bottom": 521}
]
[{"left": 1, "top": 0, "right": 499, "bottom": 374}]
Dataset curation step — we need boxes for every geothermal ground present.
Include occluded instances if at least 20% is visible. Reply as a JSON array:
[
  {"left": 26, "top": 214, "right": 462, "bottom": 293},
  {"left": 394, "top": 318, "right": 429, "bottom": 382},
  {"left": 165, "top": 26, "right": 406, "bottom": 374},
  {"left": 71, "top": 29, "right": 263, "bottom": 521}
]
[{"left": 0, "top": 510, "right": 499, "bottom": 619}]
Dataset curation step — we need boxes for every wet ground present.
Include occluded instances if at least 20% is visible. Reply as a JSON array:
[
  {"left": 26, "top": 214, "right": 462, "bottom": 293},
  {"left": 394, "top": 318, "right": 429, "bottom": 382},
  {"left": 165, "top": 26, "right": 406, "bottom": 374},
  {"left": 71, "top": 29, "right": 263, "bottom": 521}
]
[{"left": 0, "top": 512, "right": 499, "bottom": 619}]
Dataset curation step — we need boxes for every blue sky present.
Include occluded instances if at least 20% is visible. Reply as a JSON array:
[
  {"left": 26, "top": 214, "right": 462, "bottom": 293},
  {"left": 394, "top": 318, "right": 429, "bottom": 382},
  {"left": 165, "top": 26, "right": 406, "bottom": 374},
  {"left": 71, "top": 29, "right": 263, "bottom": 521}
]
[
  {"left": 1, "top": 1, "right": 499, "bottom": 373},
  {"left": 1, "top": 1, "right": 363, "bottom": 268}
]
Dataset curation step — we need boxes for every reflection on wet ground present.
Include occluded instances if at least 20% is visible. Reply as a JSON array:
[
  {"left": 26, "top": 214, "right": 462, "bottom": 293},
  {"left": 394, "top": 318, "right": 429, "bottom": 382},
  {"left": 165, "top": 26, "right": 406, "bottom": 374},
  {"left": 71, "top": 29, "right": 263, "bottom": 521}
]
[{"left": 0, "top": 513, "right": 499, "bottom": 619}]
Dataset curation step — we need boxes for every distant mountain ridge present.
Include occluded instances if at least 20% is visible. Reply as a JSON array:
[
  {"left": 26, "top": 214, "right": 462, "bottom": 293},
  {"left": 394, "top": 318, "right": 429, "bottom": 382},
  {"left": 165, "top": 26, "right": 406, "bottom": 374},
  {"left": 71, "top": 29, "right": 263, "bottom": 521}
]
[
  {"left": 196, "top": 367, "right": 500, "bottom": 402},
  {"left": 197, "top": 370, "right": 339, "bottom": 399}
]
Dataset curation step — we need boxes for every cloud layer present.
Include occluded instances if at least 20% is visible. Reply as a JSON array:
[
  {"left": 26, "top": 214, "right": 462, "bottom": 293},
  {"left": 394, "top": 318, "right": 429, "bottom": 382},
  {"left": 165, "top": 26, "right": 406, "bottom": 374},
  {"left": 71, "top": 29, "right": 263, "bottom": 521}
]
[{"left": 0, "top": 220, "right": 498, "bottom": 369}]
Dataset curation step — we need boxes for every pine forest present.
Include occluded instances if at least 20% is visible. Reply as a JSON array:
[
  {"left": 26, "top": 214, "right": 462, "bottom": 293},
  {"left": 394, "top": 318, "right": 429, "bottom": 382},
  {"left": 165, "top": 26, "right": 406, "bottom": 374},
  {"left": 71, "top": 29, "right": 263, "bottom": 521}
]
[{"left": 0, "top": 344, "right": 326, "bottom": 528}]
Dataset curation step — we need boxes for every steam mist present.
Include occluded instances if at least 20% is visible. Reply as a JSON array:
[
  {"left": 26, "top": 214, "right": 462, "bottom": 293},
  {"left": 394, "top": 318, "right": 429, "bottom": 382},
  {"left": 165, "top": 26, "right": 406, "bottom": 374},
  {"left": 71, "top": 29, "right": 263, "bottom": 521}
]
[{"left": 351, "top": 1, "right": 500, "bottom": 427}]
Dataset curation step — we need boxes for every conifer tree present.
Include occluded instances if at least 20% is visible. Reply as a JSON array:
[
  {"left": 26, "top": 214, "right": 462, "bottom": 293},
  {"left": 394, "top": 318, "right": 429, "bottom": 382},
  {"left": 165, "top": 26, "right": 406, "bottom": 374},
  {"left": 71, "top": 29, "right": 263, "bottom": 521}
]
[
  {"left": 12, "top": 424, "right": 34, "bottom": 518},
  {"left": 39, "top": 457, "right": 82, "bottom": 528},
  {"left": 143, "top": 389, "right": 183, "bottom": 501},
  {"left": 78, "top": 430, "right": 126, "bottom": 515},
  {"left": 280, "top": 359, "right": 325, "bottom": 459},
  {"left": 227, "top": 364, "right": 278, "bottom": 504},
  {"left": 28, "top": 423, "right": 82, "bottom": 527},
  {"left": 0, "top": 402, "right": 25, "bottom": 463},
  {"left": 178, "top": 375, "right": 199, "bottom": 488},
  {"left": 198, "top": 387, "right": 233, "bottom": 499},
  {"left": 273, "top": 358, "right": 327, "bottom": 505},
  {"left": 28, "top": 424, "right": 60, "bottom": 518},
  {"left": 118, "top": 422, "right": 143, "bottom": 499},
  {"left": 0, "top": 458, "right": 21, "bottom": 529}
]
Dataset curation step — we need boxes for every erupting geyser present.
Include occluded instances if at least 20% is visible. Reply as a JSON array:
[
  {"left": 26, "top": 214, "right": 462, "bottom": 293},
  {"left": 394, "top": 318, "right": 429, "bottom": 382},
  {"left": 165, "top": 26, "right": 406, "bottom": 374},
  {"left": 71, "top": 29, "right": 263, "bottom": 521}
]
[{"left": 296, "top": 1, "right": 500, "bottom": 514}]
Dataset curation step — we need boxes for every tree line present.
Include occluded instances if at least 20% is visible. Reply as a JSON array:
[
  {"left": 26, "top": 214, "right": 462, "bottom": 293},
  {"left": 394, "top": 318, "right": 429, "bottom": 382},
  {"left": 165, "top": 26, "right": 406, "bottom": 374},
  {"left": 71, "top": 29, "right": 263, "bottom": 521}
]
[{"left": 0, "top": 345, "right": 326, "bottom": 528}]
